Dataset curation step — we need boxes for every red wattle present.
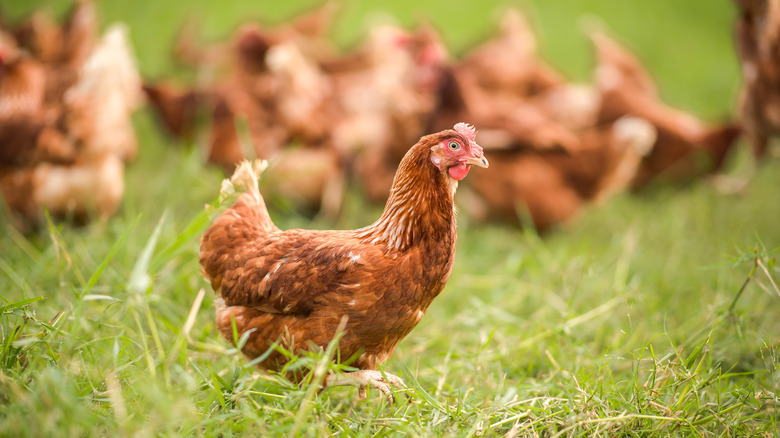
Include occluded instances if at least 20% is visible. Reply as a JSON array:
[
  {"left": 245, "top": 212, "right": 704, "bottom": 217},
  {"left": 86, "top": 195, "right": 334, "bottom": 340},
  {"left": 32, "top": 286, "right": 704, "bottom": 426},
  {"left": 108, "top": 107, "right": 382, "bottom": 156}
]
[{"left": 448, "top": 163, "right": 470, "bottom": 180}]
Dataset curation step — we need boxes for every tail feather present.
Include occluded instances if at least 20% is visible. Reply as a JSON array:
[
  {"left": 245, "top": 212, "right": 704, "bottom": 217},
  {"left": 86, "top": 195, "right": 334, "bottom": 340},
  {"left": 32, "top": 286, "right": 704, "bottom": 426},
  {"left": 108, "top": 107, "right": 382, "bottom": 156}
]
[
  {"left": 200, "top": 159, "right": 276, "bottom": 291},
  {"left": 216, "top": 159, "right": 277, "bottom": 236},
  {"left": 219, "top": 159, "right": 268, "bottom": 204}
]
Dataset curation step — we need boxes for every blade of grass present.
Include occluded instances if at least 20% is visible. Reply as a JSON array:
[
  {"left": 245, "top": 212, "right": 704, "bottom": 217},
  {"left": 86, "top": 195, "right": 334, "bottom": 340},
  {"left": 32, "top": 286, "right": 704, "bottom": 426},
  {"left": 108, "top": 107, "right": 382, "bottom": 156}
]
[
  {"left": 128, "top": 211, "right": 167, "bottom": 295},
  {"left": 82, "top": 216, "right": 140, "bottom": 296}
]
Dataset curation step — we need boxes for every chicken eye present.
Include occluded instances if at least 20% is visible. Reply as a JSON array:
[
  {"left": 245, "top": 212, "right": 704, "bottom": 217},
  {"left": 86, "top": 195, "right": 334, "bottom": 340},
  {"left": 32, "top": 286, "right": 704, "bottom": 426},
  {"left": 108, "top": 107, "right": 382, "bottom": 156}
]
[{"left": 448, "top": 141, "right": 460, "bottom": 151}]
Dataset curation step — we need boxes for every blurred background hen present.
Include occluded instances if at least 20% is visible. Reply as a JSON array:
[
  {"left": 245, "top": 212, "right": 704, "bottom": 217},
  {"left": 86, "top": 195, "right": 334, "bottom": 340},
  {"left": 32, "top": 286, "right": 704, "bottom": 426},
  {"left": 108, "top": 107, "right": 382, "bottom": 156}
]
[{"left": 0, "top": 0, "right": 140, "bottom": 231}]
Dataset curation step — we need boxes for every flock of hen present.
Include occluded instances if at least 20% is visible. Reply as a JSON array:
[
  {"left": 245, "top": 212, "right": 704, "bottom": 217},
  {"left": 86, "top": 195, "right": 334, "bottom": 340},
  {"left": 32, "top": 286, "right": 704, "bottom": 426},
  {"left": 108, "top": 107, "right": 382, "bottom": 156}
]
[
  {"left": 0, "top": 1, "right": 776, "bottom": 233},
  {"left": 0, "top": 1, "right": 140, "bottom": 232}
]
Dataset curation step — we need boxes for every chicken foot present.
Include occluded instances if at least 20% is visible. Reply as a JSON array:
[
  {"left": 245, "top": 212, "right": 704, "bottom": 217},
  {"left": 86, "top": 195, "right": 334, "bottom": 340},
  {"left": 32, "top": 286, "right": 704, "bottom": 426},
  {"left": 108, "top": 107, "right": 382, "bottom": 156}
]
[{"left": 325, "top": 370, "right": 407, "bottom": 403}]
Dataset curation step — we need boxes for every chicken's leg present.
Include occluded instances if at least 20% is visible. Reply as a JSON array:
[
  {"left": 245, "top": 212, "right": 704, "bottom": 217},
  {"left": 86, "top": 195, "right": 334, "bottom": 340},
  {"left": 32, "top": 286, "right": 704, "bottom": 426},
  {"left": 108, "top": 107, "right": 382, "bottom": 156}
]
[{"left": 325, "top": 370, "right": 406, "bottom": 403}]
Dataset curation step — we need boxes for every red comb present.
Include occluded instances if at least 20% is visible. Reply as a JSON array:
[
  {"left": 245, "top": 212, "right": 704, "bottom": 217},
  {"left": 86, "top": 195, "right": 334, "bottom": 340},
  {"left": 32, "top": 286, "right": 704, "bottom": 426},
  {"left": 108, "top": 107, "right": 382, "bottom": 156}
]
[
  {"left": 454, "top": 122, "right": 476, "bottom": 142},
  {"left": 454, "top": 122, "right": 481, "bottom": 153}
]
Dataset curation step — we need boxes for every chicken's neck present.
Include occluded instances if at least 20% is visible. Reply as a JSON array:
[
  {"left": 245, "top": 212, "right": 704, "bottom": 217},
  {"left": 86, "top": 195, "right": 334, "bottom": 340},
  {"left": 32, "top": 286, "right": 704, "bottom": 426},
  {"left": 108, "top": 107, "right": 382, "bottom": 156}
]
[{"left": 359, "top": 145, "right": 455, "bottom": 251}]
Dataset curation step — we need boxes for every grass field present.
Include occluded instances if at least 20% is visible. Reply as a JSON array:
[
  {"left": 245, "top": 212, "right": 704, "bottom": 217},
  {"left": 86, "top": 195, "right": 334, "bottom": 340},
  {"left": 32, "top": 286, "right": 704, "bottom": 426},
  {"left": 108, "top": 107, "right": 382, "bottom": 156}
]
[{"left": 1, "top": 0, "right": 779, "bottom": 436}]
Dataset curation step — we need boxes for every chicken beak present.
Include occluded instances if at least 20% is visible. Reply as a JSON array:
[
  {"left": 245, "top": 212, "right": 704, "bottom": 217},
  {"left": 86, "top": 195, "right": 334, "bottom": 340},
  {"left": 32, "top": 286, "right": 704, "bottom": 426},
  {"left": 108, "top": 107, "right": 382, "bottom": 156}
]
[{"left": 465, "top": 151, "right": 489, "bottom": 169}]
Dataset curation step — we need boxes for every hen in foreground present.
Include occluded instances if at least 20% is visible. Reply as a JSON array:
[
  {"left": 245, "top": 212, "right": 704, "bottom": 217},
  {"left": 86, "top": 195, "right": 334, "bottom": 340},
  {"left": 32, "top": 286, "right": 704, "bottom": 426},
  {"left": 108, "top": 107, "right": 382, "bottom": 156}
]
[{"left": 199, "top": 123, "right": 488, "bottom": 400}]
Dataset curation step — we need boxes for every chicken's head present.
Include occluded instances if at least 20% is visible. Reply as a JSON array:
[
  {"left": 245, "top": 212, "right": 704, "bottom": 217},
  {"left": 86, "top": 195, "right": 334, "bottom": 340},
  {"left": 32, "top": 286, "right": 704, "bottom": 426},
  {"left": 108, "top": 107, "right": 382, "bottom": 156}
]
[{"left": 430, "top": 122, "right": 489, "bottom": 180}]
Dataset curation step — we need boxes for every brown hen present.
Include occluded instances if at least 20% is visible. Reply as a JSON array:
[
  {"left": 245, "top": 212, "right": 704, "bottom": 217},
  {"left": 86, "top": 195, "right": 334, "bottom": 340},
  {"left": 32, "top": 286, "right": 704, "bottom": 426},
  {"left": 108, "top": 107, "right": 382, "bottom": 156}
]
[
  {"left": 430, "top": 65, "right": 581, "bottom": 153},
  {"left": 457, "top": 9, "right": 564, "bottom": 98},
  {"left": 465, "top": 117, "right": 655, "bottom": 232},
  {"left": 142, "top": 81, "right": 210, "bottom": 143},
  {"left": 340, "top": 24, "right": 449, "bottom": 202},
  {"left": 591, "top": 31, "right": 741, "bottom": 188},
  {"left": 0, "top": 40, "right": 75, "bottom": 168},
  {"left": 733, "top": 0, "right": 780, "bottom": 160},
  {"left": 0, "top": 23, "right": 140, "bottom": 231},
  {"left": 199, "top": 123, "right": 488, "bottom": 400},
  {"left": 11, "top": 0, "right": 97, "bottom": 103}
]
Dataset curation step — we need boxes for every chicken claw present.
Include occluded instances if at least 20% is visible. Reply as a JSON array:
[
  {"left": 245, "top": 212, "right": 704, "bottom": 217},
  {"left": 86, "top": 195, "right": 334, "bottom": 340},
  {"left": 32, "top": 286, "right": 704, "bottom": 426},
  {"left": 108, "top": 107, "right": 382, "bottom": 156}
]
[{"left": 326, "top": 370, "right": 407, "bottom": 404}]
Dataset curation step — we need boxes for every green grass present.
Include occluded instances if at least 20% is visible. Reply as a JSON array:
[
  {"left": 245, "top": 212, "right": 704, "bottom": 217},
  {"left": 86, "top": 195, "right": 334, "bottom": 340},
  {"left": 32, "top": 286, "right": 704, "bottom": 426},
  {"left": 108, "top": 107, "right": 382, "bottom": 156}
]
[{"left": 1, "top": 0, "right": 779, "bottom": 436}]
